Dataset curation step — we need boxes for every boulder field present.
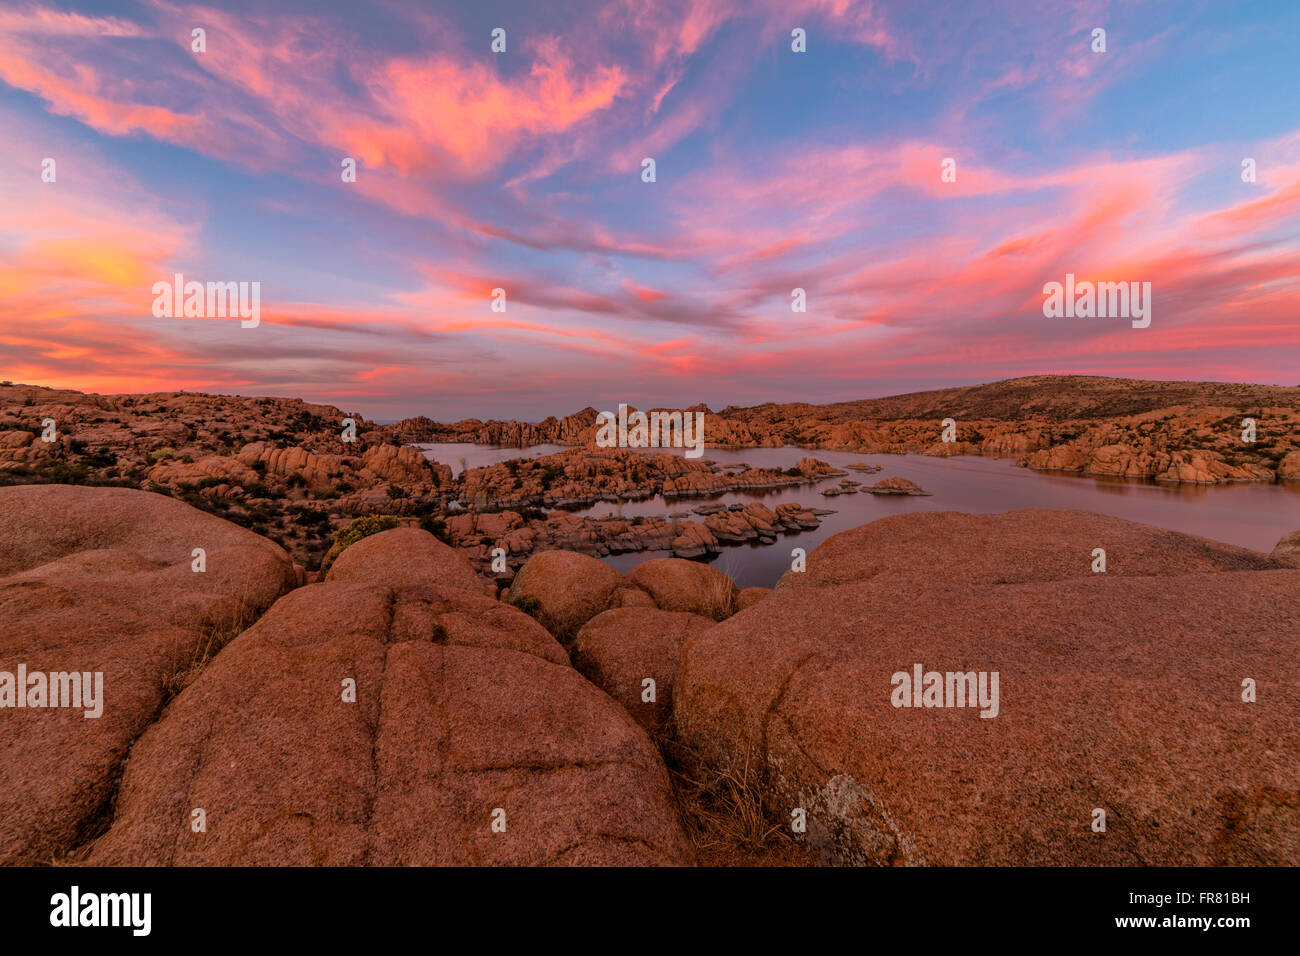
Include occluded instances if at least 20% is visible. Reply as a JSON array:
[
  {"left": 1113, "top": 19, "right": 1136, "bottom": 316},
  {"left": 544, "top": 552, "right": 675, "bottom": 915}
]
[
  {"left": 506, "top": 551, "right": 739, "bottom": 642},
  {"left": 6, "top": 485, "right": 1298, "bottom": 867},
  {"left": 85, "top": 527, "right": 693, "bottom": 865},
  {"left": 674, "top": 510, "right": 1300, "bottom": 865}
]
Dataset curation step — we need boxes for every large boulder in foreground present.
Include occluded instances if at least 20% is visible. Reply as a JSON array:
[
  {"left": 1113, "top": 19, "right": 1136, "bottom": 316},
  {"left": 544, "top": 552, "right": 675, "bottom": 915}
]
[
  {"left": 87, "top": 528, "right": 692, "bottom": 866},
  {"left": 0, "top": 484, "right": 296, "bottom": 865},
  {"left": 572, "top": 608, "right": 715, "bottom": 732},
  {"left": 506, "top": 550, "right": 626, "bottom": 643},
  {"left": 777, "top": 509, "right": 1284, "bottom": 593},
  {"left": 327, "top": 525, "right": 485, "bottom": 593},
  {"left": 677, "top": 509, "right": 1300, "bottom": 866},
  {"left": 627, "top": 558, "right": 738, "bottom": 620}
]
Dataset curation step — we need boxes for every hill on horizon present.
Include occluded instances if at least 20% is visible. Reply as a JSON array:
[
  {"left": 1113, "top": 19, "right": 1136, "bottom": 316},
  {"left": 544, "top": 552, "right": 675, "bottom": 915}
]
[
  {"left": 718, "top": 374, "right": 1300, "bottom": 426},
  {"left": 6, "top": 373, "right": 1300, "bottom": 427}
]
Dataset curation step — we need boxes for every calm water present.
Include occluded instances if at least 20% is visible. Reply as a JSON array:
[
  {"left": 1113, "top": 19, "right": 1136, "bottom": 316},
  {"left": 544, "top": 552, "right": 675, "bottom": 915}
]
[
  {"left": 416, "top": 442, "right": 570, "bottom": 477},
  {"left": 418, "top": 443, "right": 1300, "bottom": 589}
]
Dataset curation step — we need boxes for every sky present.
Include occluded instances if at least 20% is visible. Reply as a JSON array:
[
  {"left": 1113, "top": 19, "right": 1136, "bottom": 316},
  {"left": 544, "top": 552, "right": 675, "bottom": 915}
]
[{"left": 0, "top": 0, "right": 1298, "bottom": 421}]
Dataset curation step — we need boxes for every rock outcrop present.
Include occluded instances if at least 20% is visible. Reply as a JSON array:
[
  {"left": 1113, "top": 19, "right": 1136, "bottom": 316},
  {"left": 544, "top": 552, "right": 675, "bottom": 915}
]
[
  {"left": 439, "top": 495, "right": 826, "bottom": 574},
  {"left": 502, "top": 550, "right": 754, "bottom": 648},
  {"left": 395, "top": 376, "right": 1300, "bottom": 486},
  {"left": 328, "top": 525, "right": 485, "bottom": 593},
  {"left": 86, "top": 528, "right": 693, "bottom": 866},
  {"left": 676, "top": 510, "right": 1300, "bottom": 865},
  {"left": 1273, "top": 529, "right": 1300, "bottom": 563},
  {"left": 1026, "top": 440, "right": 1274, "bottom": 484},
  {"left": 865, "top": 476, "right": 930, "bottom": 495},
  {"left": 0, "top": 485, "right": 296, "bottom": 865},
  {"left": 0, "top": 383, "right": 454, "bottom": 572},
  {"left": 572, "top": 608, "right": 716, "bottom": 732},
  {"left": 456, "top": 446, "right": 839, "bottom": 509},
  {"left": 627, "top": 558, "right": 738, "bottom": 621},
  {"left": 670, "top": 520, "right": 719, "bottom": 559},
  {"left": 506, "top": 550, "right": 628, "bottom": 642}
]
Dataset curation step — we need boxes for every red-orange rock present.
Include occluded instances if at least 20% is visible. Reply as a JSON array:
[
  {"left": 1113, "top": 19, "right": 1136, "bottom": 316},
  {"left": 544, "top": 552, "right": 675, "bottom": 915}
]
[
  {"left": 866, "top": 476, "right": 930, "bottom": 495},
  {"left": 1273, "top": 529, "right": 1300, "bottom": 564},
  {"left": 86, "top": 534, "right": 691, "bottom": 866},
  {"left": 326, "top": 526, "right": 485, "bottom": 593},
  {"left": 678, "top": 510, "right": 1300, "bottom": 865},
  {"left": 669, "top": 520, "right": 719, "bottom": 559},
  {"left": 506, "top": 550, "right": 627, "bottom": 642},
  {"left": 627, "top": 558, "right": 737, "bottom": 620},
  {"left": 572, "top": 607, "right": 715, "bottom": 731},
  {"left": 610, "top": 586, "right": 657, "bottom": 609},
  {"left": 0, "top": 485, "right": 295, "bottom": 865}
]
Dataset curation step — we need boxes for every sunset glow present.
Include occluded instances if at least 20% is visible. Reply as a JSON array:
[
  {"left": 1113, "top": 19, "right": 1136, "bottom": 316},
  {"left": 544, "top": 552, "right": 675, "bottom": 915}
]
[{"left": 2, "top": 0, "right": 1298, "bottom": 419}]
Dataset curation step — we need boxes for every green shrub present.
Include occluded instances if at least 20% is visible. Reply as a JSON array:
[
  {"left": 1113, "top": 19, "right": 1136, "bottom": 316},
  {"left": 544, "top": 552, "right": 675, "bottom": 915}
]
[
  {"left": 511, "top": 594, "right": 541, "bottom": 617},
  {"left": 320, "top": 515, "right": 401, "bottom": 573}
]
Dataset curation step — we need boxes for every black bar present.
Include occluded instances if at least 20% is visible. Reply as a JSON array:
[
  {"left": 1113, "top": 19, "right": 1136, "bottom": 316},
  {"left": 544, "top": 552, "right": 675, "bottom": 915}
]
[{"left": 0, "top": 866, "right": 1283, "bottom": 943}]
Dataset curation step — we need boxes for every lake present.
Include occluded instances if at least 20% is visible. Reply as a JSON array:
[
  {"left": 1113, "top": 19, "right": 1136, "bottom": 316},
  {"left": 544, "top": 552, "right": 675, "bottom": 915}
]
[{"left": 417, "top": 442, "right": 1300, "bottom": 589}]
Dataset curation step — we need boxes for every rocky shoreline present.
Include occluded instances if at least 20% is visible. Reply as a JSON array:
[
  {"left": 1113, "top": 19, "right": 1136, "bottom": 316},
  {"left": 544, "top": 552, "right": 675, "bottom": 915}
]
[
  {"left": 394, "top": 375, "right": 1300, "bottom": 486},
  {"left": 0, "top": 384, "right": 849, "bottom": 576},
  {"left": 439, "top": 499, "right": 831, "bottom": 573},
  {"left": 4, "top": 375, "right": 1297, "bottom": 581}
]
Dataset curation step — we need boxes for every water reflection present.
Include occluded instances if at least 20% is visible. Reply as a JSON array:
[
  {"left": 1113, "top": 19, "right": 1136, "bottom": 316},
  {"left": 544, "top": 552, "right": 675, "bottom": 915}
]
[{"left": 414, "top": 442, "right": 567, "bottom": 478}]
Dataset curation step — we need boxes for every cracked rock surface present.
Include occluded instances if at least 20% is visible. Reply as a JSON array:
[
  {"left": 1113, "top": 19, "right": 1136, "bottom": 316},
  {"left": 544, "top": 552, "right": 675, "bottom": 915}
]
[
  {"left": 675, "top": 509, "right": 1300, "bottom": 865},
  {"left": 86, "top": 527, "right": 692, "bottom": 865},
  {"left": 0, "top": 484, "right": 296, "bottom": 865}
]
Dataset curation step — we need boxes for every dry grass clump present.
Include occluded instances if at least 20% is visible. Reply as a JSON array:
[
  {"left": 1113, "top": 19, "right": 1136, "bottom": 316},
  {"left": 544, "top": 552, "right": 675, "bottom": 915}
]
[
  {"left": 157, "top": 567, "right": 268, "bottom": 705},
  {"left": 658, "top": 735, "right": 809, "bottom": 865},
  {"left": 699, "top": 568, "right": 738, "bottom": 621}
]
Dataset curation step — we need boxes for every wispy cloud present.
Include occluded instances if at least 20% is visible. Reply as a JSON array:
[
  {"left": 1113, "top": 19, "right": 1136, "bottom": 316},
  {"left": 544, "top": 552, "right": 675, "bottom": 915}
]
[{"left": 0, "top": 0, "right": 1296, "bottom": 418}]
